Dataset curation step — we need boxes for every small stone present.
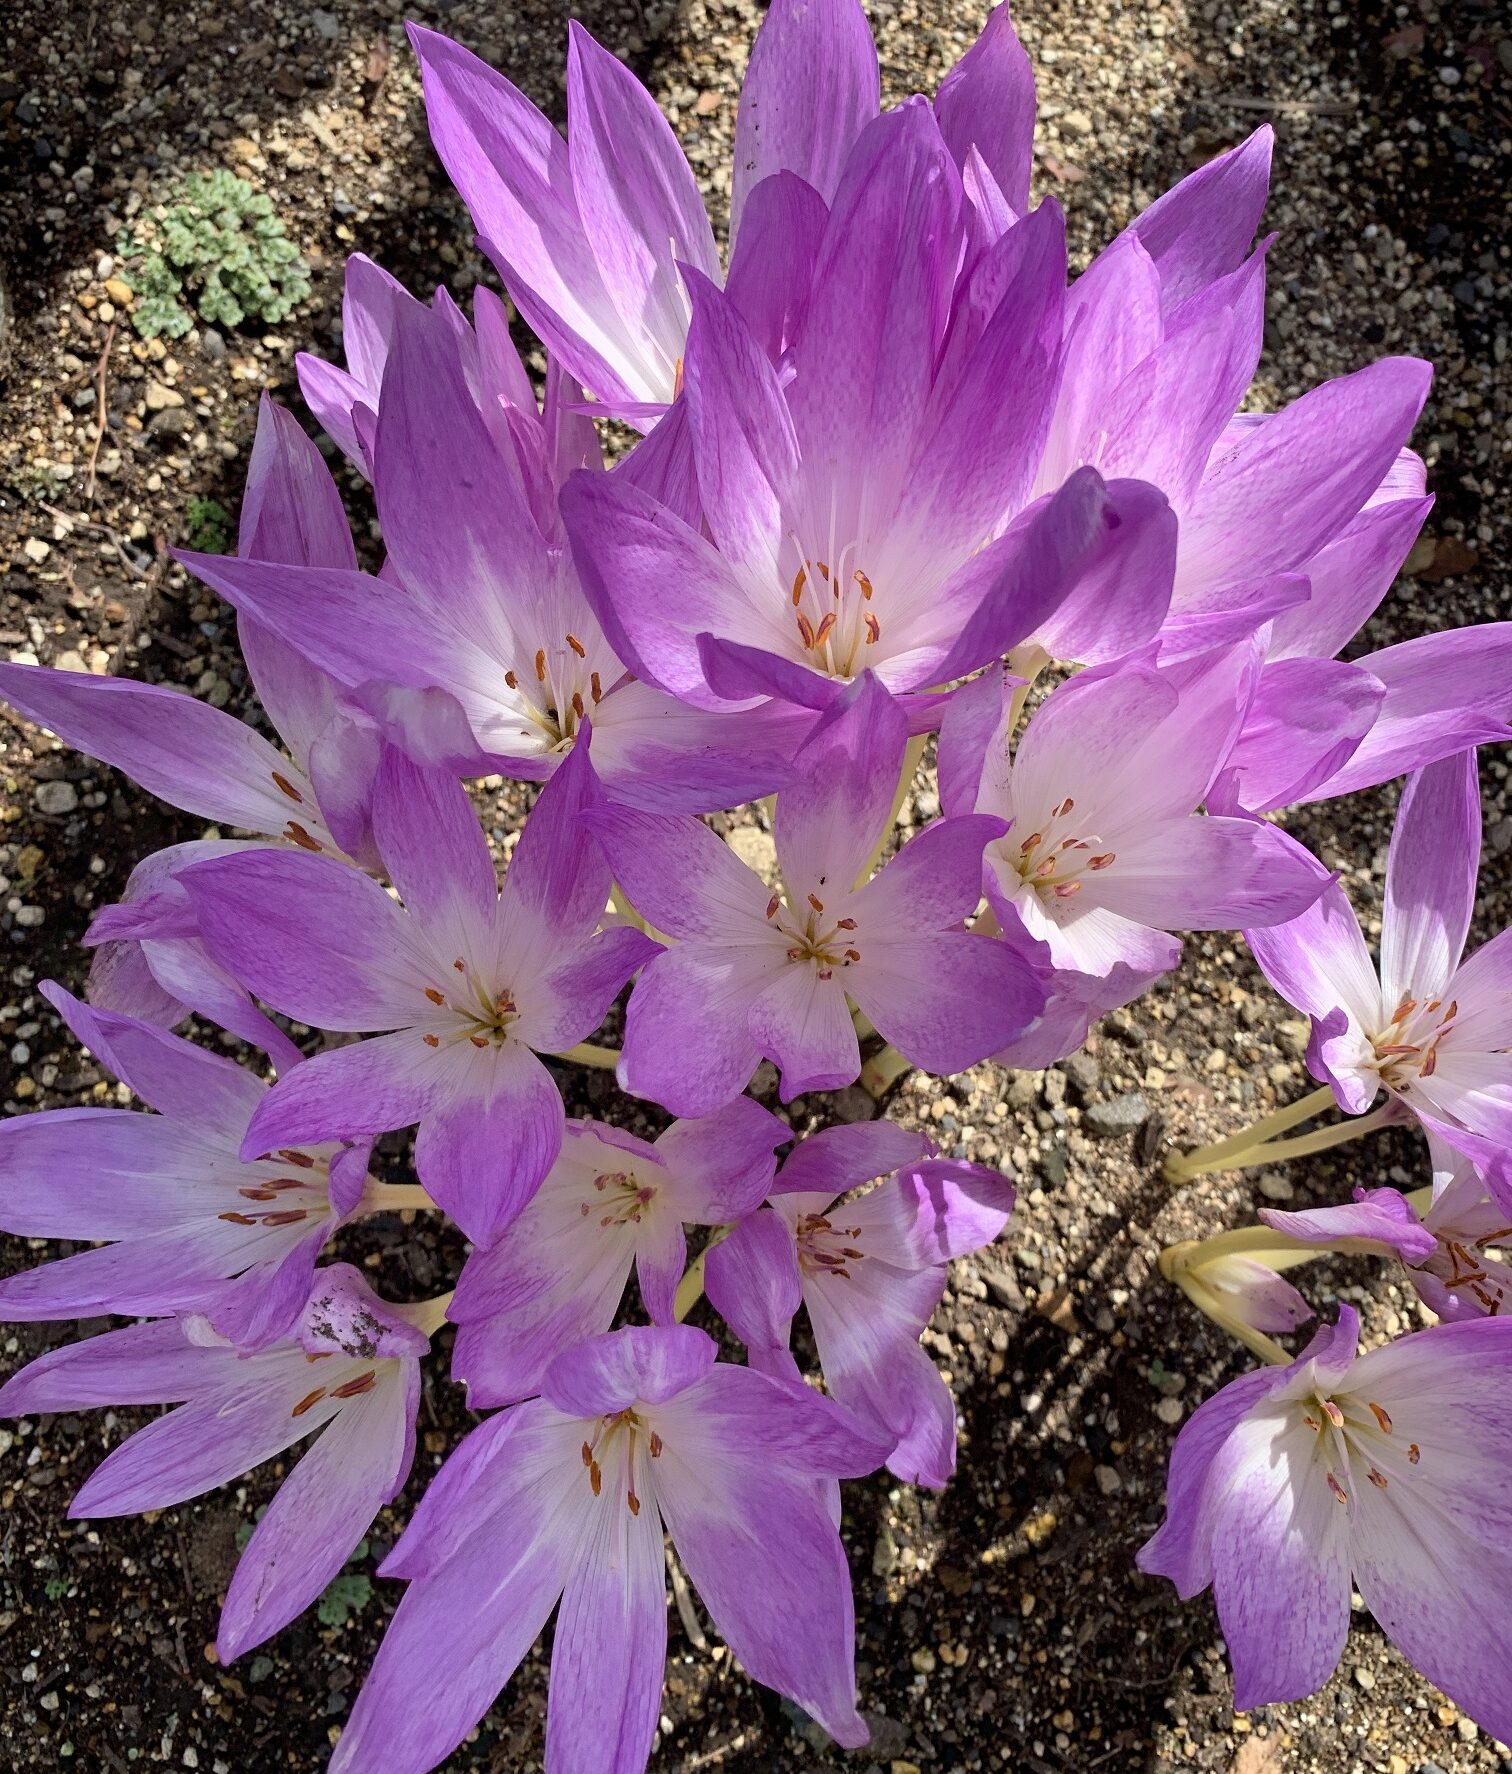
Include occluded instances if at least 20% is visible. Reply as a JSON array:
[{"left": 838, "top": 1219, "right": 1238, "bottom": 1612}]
[
  {"left": 1353, "top": 1663, "right": 1376, "bottom": 1690},
  {"left": 144, "top": 380, "right": 184, "bottom": 412},
  {"left": 311, "top": 7, "right": 340, "bottom": 38},
  {"left": 22, "top": 537, "right": 50, "bottom": 564},
  {"left": 14, "top": 906, "right": 45, "bottom": 928},
  {"left": 1438, "top": 65, "right": 1461, "bottom": 85},
  {"left": 909, "top": 1647, "right": 935, "bottom": 1675},
  {"left": 1083, "top": 1091, "right": 1149, "bottom": 1138},
  {"left": 830, "top": 1085, "right": 878, "bottom": 1123},
  {"left": 1061, "top": 108, "right": 1093, "bottom": 135},
  {"left": 1455, "top": 1717, "right": 1478, "bottom": 1743},
  {"left": 1258, "top": 1172, "right": 1294, "bottom": 1202},
  {"left": 1155, "top": 1396, "right": 1185, "bottom": 1426},
  {"left": 35, "top": 780, "right": 79, "bottom": 815},
  {"left": 1278, "top": 1020, "right": 1311, "bottom": 1058},
  {"left": 725, "top": 825, "right": 777, "bottom": 881},
  {"left": 1093, "top": 1464, "right": 1121, "bottom": 1495},
  {"left": 104, "top": 277, "right": 134, "bottom": 307}
]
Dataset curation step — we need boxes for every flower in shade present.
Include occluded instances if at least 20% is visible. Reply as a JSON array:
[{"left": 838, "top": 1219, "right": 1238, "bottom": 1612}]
[
  {"left": 939, "top": 648, "right": 1329, "bottom": 1066},
  {"left": 181, "top": 742, "right": 659, "bottom": 1245},
  {"left": 564, "top": 108, "right": 1177, "bottom": 718},
  {"left": 184, "top": 291, "right": 796, "bottom": 812},
  {"left": 0, "top": 397, "right": 381, "bottom": 1065},
  {"left": 0, "top": 1264, "right": 431, "bottom": 1664},
  {"left": 1245, "top": 749, "right": 1512, "bottom": 1203},
  {"left": 594, "top": 673, "right": 1044, "bottom": 1115},
  {"left": 450, "top": 1097, "right": 789, "bottom": 1405},
  {"left": 706, "top": 1122, "right": 1014, "bottom": 1487},
  {"left": 329, "top": 1325, "right": 888, "bottom": 1774},
  {"left": 0, "top": 983, "right": 392, "bottom": 1351},
  {"left": 1139, "top": 1304, "right": 1512, "bottom": 1744},
  {"left": 1262, "top": 1155, "right": 1512, "bottom": 1323}
]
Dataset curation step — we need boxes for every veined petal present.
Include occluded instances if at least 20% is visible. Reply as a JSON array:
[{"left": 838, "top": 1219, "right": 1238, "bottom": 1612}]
[
  {"left": 1380, "top": 749, "right": 1480, "bottom": 1009},
  {"left": 748, "top": 965, "right": 861, "bottom": 1099},
  {"left": 933, "top": 3, "right": 1035, "bottom": 213},
  {"left": 846, "top": 931, "right": 1045, "bottom": 1075},
  {"left": 620, "top": 942, "right": 780, "bottom": 1117}
]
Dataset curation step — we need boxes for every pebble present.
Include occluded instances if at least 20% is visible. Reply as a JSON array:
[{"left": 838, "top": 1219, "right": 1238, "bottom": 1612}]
[
  {"left": 144, "top": 380, "right": 184, "bottom": 412},
  {"left": 34, "top": 780, "right": 79, "bottom": 815},
  {"left": 1354, "top": 1664, "right": 1376, "bottom": 1690},
  {"left": 910, "top": 1647, "right": 935, "bottom": 1675},
  {"left": 1155, "top": 1396, "right": 1185, "bottom": 1425},
  {"left": 1083, "top": 1092, "right": 1150, "bottom": 1138},
  {"left": 1093, "top": 1464, "right": 1121, "bottom": 1495},
  {"left": 22, "top": 538, "right": 49, "bottom": 564},
  {"left": 1257, "top": 1172, "right": 1294, "bottom": 1202},
  {"left": 13, "top": 906, "right": 44, "bottom": 928}
]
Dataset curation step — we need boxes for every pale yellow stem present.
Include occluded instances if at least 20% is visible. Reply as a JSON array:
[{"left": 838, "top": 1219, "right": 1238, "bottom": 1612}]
[
  {"left": 860, "top": 1042, "right": 914, "bottom": 1098},
  {"left": 553, "top": 1041, "right": 622, "bottom": 1069},
  {"left": 404, "top": 1291, "right": 454, "bottom": 1338},
  {"left": 1164, "top": 1084, "right": 1340, "bottom": 1182},
  {"left": 857, "top": 731, "right": 929, "bottom": 887},
  {"left": 1180, "top": 1106, "right": 1393, "bottom": 1178},
  {"left": 672, "top": 1224, "right": 733, "bottom": 1322},
  {"left": 364, "top": 1184, "right": 438, "bottom": 1214}
]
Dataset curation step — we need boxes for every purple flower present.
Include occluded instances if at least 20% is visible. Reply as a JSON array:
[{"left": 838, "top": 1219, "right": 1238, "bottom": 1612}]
[
  {"left": 940, "top": 648, "right": 1328, "bottom": 1065},
  {"left": 706, "top": 1122, "right": 1015, "bottom": 1487},
  {"left": 450, "top": 1097, "right": 788, "bottom": 1405},
  {"left": 181, "top": 742, "right": 659, "bottom": 1245},
  {"left": 0, "top": 984, "right": 386, "bottom": 1350},
  {"left": 185, "top": 291, "right": 794, "bottom": 812},
  {"left": 0, "top": 1264, "right": 430, "bottom": 1663},
  {"left": 1245, "top": 749, "right": 1512, "bottom": 1202},
  {"left": 0, "top": 398, "right": 381, "bottom": 1065},
  {"left": 595, "top": 674, "right": 1044, "bottom": 1114},
  {"left": 1139, "top": 1304, "right": 1512, "bottom": 1743},
  {"left": 1262, "top": 1156, "right": 1512, "bottom": 1322},
  {"left": 330, "top": 1325, "right": 887, "bottom": 1774},
  {"left": 563, "top": 111, "right": 1177, "bottom": 717}
]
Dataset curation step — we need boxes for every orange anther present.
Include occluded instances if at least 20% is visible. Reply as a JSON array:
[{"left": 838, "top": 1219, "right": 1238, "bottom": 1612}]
[
  {"left": 271, "top": 770, "right": 304, "bottom": 804},
  {"left": 424, "top": 988, "right": 447, "bottom": 1006},
  {"left": 285, "top": 822, "right": 324, "bottom": 853},
  {"left": 566, "top": 632, "right": 586, "bottom": 658},
  {"left": 808, "top": 893, "right": 825, "bottom": 914},
  {"left": 331, "top": 1370, "right": 378, "bottom": 1399},
  {"left": 1368, "top": 1402, "right": 1392, "bottom": 1434},
  {"left": 854, "top": 569, "right": 873, "bottom": 600},
  {"left": 535, "top": 648, "right": 548, "bottom": 683},
  {"left": 505, "top": 669, "right": 519, "bottom": 689},
  {"left": 422, "top": 1034, "right": 440, "bottom": 1048},
  {"left": 292, "top": 1387, "right": 327, "bottom": 1417}
]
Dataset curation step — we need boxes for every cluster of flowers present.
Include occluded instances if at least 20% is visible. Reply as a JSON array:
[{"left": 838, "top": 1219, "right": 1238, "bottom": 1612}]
[{"left": 2, "top": 2, "right": 1510, "bottom": 1766}]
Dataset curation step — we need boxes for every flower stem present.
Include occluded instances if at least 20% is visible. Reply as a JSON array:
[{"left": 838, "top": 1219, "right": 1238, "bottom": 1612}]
[
  {"left": 856, "top": 731, "right": 929, "bottom": 887},
  {"left": 1163, "top": 1084, "right": 1339, "bottom": 1181},
  {"left": 1159, "top": 1243, "right": 1296, "bottom": 1366},
  {"left": 860, "top": 1042, "right": 913, "bottom": 1099},
  {"left": 553, "top": 1041, "right": 622, "bottom": 1069},
  {"left": 672, "top": 1224, "right": 733, "bottom": 1323},
  {"left": 366, "top": 1184, "right": 438, "bottom": 1213},
  {"left": 404, "top": 1291, "right": 454, "bottom": 1338},
  {"left": 1177, "top": 1106, "right": 1394, "bottom": 1179}
]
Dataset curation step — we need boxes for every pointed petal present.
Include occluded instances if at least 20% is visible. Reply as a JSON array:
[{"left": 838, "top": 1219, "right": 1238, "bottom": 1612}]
[
  {"left": 541, "top": 1323, "right": 718, "bottom": 1416},
  {"left": 371, "top": 746, "right": 497, "bottom": 930},
  {"left": 731, "top": 0, "right": 879, "bottom": 234},
  {"left": 1126, "top": 126, "right": 1273, "bottom": 313},
  {"left": 0, "top": 1320, "right": 219, "bottom": 1417},
  {"left": 702, "top": 1207, "right": 803, "bottom": 1357},
  {"left": 1219, "top": 657, "right": 1385, "bottom": 813},
  {"left": 934, "top": 2, "right": 1035, "bottom": 212},
  {"left": 845, "top": 932, "right": 1045, "bottom": 1075},
  {"left": 590, "top": 800, "right": 775, "bottom": 942},
  {"left": 748, "top": 966, "right": 861, "bottom": 1099},
  {"left": 851, "top": 812, "right": 1007, "bottom": 932},
  {"left": 652, "top": 1097, "right": 790, "bottom": 1223},
  {"left": 240, "top": 1032, "right": 436, "bottom": 1157},
  {"left": 1381, "top": 749, "right": 1480, "bottom": 1006},
  {"left": 620, "top": 942, "right": 777, "bottom": 1117},
  {"left": 724, "top": 171, "right": 829, "bottom": 361},
  {"left": 774, "top": 1121, "right": 935, "bottom": 1198},
  {"left": 1264, "top": 490, "right": 1432, "bottom": 662}
]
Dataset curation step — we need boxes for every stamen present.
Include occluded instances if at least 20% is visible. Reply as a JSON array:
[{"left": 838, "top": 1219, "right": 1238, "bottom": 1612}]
[
  {"left": 791, "top": 567, "right": 807, "bottom": 606},
  {"left": 504, "top": 670, "right": 519, "bottom": 691},
  {"left": 238, "top": 1186, "right": 278, "bottom": 1201},
  {"left": 1444, "top": 1000, "right": 1458, "bottom": 1022},
  {"left": 796, "top": 611, "right": 817, "bottom": 649},
  {"left": 1368, "top": 1469, "right": 1389, "bottom": 1490},
  {"left": 835, "top": 917, "right": 857, "bottom": 930},
  {"left": 854, "top": 569, "right": 873, "bottom": 600},
  {"left": 279, "top": 1151, "right": 315, "bottom": 1168},
  {"left": 566, "top": 633, "right": 586, "bottom": 659},
  {"left": 1054, "top": 882, "right": 1082, "bottom": 899},
  {"left": 262, "top": 1209, "right": 309, "bottom": 1227},
  {"left": 808, "top": 894, "right": 825, "bottom": 914},
  {"left": 285, "top": 822, "right": 324, "bottom": 853},
  {"left": 454, "top": 959, "right": 467, "bottom": 972},
  {"left": 1368, "top": 1402, "right": 1392, "bottom": 1434},
  {"left": 864, "top": 612, "right": 880, "bottom": 645},
  {"left": 1420, "top": 1044, "right": 1439, "bottom": 1078},
  {"left": 1321, "top": 1399, "right": 1345, "bottom": 1429},
  {"left": 271, "top": 770, "right": 304, "bottom": 804},
  {"left": 1034, "top": 858, "right": 1058, "bottom": 879},
  {"left": 292, "top": 1387, "right": 327, "bottom": 1417},
  {"left": 815, "top": 561, "right": 831, "bottom": 583},
  {"left": 331, "top": 1370, "right": 377, "bottom": 1398},
  {"left": 1055, "top": 797, "right": 1075, "bottom": 817},
  {"left": 813, "top": 612, "right": 837, "bottom": 647},
  {"left": 649, "top": 1431, "right": 663, "bottom": 1459},
  {"left": 1407, "top": 1443, "right": 1421, "bottom": 1465},
  {"left": 765, "top": 894, "right": 780, "bottom": 920},
  {"left": 469, "top": 1035, "right": 490, "bottom": 1049},
  {"left": 627, "top": 1491, "right": 641, "bottom": 1517},
  {"left": 1302, "top": 1412, "right": 1321, "bottom": 1431},
  {"left": 424, "top": 988, "right": 447, "bottom": 1006},
  {"left": 1326, "top": 1471, "right": 1349, "bottom": 1505},
  {"left": 217, "top": 1211, "right": 257, "bottom": 1225},
  {"left": 844, "top": 947, "right": 862, "bottom": 962},
  {"left": 1019, "top": 832, "right": 1043, "bottom": 855},
  {"left": 1391, "top": 995, "right": 1417, "bottom": 1023},
  {"left": 1088, "top": 853, "right": 1116, "bottom": 870},
  {"left": 534, "top": 649, "right": 547, "bottom": 683},
  {"left": 590, "top": 672, "right": 602, "bottom": 704},
  {"left": 589, "top": 1460, "right": 603, "bottom": 1497},
  {"left": 422, "top": 1034, "right": 440, "bottom": 1048},
  {"left": 571, "top": 692, "right": 586, "bottom": 720}
]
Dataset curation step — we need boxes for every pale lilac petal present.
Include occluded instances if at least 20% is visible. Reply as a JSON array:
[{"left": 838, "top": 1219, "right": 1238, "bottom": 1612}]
[
  {"left": 934, "top": 2, "right": 1035, "bottom": 212},
  {"left": 542, "top": 1323, "right": 719, "bottom": 1417},
  {"left": 1099, "top": 816, "right": 1329, "bottom": 933},
  {"left": 1126, "top": 126, "right": 1273, "bottom": 313},
  {"left": 1264, "top": 491, "right": 1433, "bottom": 662},
  {"left": 620, "top": 942, "right": 778, "bottom": 1116},
  {"left": 414, "top": 1043, "right": 565, "bottom": 1245},
  {"left": 217, "top": 1364, "right": 416, "bottom": 1660},
  {"left": 731, "top": 0, "right": 879, "bottom": 234},
  {"left": 240, "top": 1033, "right": 436, "bottom": 1158},
  {"left": 694, "top": 632, "right": 840, "bottom": 712},
  {"left": 545, "top": 1455, "right": 667, "bottom": 1774},
  {"left": 524, "top": 925, "right": 662, "bottom": 1054},
  {"left": 1219, "top": 657, "right": 1386, "bottom": 813},
  {"left": 1259, "top": 1189, "right": 1437, "bottom": 1266},
  {"left": 852, "top": 812, "right": 1007, "bottom": 932},
  {"left": 724, "top": 171, "right": 829, "bottom": 361},
  {"left": 40, "top": 982, "right": 265, "bottom": 1130},
  {"left": 1243, "top": 857, "right": 1380, "bottom": 1033},
  {"left": 773, "top": 1121, "right": 935, "bottom": 1198},
  {"left": 500, "top": 734, "right": 615, "bottom": 944},
  {"left": 652, "top": 1097, "right": 789, "bottom": 1223},
  {"left": 370, "top": 746, "right": 498, "bottom": 930},
  {"left": 848, "top": 1158, "right": 1016, "bottom": 1267},
  {"left": 586, "top": 681, "right": 798, "bottom": 814},
  {"left": 238, "top": 394, "right": 357, "bottom": 575},
  {"left": 1380, "top": 749, "right": 1480, "bottom": 1008},
  {"left": 703, "top": 1208, "right": 803, "bottom": 1372},
  {"left": 846, "top": 932, "right": 1045, "bottom": 1075},
  {"left": 295, "top": 352, "right": 368, "bottom": 467},
  {"left": 182, "top": 849, "right": 426, "bottom": 1030},
  {"left": 632, "top": 1214, "right": 688, "bottom": 1327},
  {"left": 0, "top": 1320, "right": 219, "bottom": 1417},
  {"left": 748, "top": 965, "right": 861, "bottom": 1099},
  {"left": 591, "top": 801, "right": 775, "bottom": 941},
  {"left": 0, "top": 660, "right": 309, "bottom": 835}
]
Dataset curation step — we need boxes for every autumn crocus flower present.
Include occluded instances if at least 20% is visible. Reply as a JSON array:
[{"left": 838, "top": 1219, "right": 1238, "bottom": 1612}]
[
  {"left": 0, "top": 1265, "right": 434, "bottom": 1664},
  {"left": 0, "top": 984, "right": 400, "bottom": 1351},
  {"left": 186, "top": 294, "right": 794, "bottom": 812},
  {"left": 1139, "top": 1304, "right": 1512, "bottom": 1744},
  {"left": 564, "top": 108, "right": 1177, "bottom": 717},
  {"left": 1246, "top": 749, "right": 1512, "bottom": 1202},
  {"left": 182, "top": 743, "right": 658, "bottom": 1245},
  {"left": 450, "top": 1097, "right": 788, "bottom": 1405},
  {"left": 706, "top": 1122, "right": 1015, "bottom": 1487},
  {"left": 330, "top": 1325, "right": 888, "bottom": 1774},
  {"left": 595, "top": 673, "right": 1043, "bottom": 1114},
  {"left": 940, "top": 647, "right": 1328, "bottom": 1065}
]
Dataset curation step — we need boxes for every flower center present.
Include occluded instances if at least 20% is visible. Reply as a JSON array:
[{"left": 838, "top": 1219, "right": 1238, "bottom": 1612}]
[
  {"left": 785, "top": 546, "right": 882, "bottom": 679},
  {"left": 1417, "top": 1226, "right": 1512, "bottom": 1316},
  {"left": 581, "top": 1406, "right": 662, "bottom": 1518},
  {"left": 582, "top": 1170, "right": 658, "bottom": 1229},
  {"left": 765, "top": 890, "right": 861, "bottom": 981},
  {"left": 1300, "top": 1391, "right": 1420, "bottom": 1507},
  {"left": 217, "top": 1146, "right": 329, "bottom": 1232},
  {"left": 795, "top": 1211, "right": 867, "bottom": 1281},
  {"left": 502, "top": 631, "right": 606, "bottom": 752},
  {"left": 418, "top": 957, "right": 521, "bottom": 1053},
  {"left": 1372, "top": 993, "right": 1460, "bottom": 1091},
  {"left": 1010, "top": 798, "right": 1116, "bottom": 905}
]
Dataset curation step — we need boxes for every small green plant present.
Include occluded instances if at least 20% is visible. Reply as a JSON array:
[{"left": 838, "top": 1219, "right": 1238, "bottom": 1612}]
[
  {"left": 43, "top": 1575, "right": 70, "bottom": 1601},
  {"left": 119, "top": 169, "right": 311, "bottom": 341},
  {"left": 184, "top": 496, "right": 234, "bottom": 554}
]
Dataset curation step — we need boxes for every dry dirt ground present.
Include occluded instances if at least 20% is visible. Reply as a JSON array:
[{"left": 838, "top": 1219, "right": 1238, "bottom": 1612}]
[{"left": 0, "top": 0, "right": 1509, "bottom": 1770}]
